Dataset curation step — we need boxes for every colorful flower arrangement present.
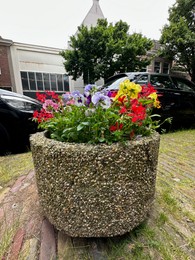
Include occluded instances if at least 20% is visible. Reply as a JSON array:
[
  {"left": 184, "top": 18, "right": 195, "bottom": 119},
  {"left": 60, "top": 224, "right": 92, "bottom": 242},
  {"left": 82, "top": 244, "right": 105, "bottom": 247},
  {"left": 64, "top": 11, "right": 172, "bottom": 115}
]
[{"left": 33, "top": 79, "right": 162, "bottom": 144}]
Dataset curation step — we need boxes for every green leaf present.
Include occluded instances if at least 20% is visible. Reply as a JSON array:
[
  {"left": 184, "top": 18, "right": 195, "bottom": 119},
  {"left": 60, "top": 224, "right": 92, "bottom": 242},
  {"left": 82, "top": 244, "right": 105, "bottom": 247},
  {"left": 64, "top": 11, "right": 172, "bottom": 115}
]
[
  {"left": 77, "top": 122, "right": 90, "bottom": 131},
  {"left": 77, "top": 124, "right": 84, "bottom": 131},
  {"left": 98, "top": 137, "right": 106, "bottom": 142}
]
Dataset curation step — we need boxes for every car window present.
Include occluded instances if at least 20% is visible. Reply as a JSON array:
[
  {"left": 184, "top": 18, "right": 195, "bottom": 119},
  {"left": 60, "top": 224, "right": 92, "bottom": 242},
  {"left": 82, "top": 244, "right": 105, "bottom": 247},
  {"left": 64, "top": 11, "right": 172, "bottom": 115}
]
[
  {"left": 171, "top": 77, "right": 195, "bottom": 92},
  {"left": 134, "top": 74, "right": 149, "bottom": 85},
  {"left": 150, "top": 75, "right": 176, "bottom": 89}
]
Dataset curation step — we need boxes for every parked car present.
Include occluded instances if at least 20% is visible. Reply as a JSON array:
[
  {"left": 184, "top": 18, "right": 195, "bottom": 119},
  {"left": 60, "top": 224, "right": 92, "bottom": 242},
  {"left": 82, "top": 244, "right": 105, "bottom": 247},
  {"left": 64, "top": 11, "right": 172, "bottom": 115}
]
[
  {"left": 101, "top": 72, "right": 195, "bottom": 127},
  {"left": 0, "top": 88, "right": 42, "bottom": 155}
]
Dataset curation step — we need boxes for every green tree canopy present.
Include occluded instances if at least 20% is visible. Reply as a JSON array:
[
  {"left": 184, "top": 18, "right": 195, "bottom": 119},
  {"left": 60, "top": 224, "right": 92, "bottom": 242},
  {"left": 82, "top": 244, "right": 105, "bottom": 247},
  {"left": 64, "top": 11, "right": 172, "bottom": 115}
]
[
  {"left": 160, "top": 0, "right": 195, "bottom": 82},
  {"left": 60, "top": 19, "right": 153, "bottom": 84}
]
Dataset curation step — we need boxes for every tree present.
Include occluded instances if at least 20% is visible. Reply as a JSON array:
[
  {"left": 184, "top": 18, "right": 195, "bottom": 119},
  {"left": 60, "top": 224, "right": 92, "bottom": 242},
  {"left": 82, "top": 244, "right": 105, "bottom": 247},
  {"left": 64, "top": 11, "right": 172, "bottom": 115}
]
[
  {"left": 160, "top": 0, "right": 195, "bottom": 82},
  {"left": 60, "top": 19, "right": 153, "bottom": 84}
]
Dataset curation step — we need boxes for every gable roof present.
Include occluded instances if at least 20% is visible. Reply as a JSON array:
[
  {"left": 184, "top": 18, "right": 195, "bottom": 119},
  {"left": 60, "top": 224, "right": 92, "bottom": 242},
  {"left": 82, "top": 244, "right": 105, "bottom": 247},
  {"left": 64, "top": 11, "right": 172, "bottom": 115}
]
[
  {"left": 81, "top": 0, "right": 105, "bottom": 28},
  {"left": 68, "top": 1, "right": 105, "bottom": 48}
]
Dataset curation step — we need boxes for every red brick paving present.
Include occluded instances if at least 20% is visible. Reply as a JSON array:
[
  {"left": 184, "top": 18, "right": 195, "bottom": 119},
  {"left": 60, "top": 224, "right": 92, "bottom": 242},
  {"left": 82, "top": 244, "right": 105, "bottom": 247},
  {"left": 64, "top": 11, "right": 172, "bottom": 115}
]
[
  {"left": 0, "top": 207, "right": 4, "bottom": 220},
  {"left": 9, "top": 228, "right": 25, "bottom": 260},
  {"left": 0, "top": 171, "right": 44, "bottom": 259},
  {"left": 39, "top": 219, "right": 56, "bottom": 260},
  {"left": 10, "top": 176, "right": 26, "bottom": 193},
  {"left": 0, "top": 170, "right": 102, "bottom": 259}
]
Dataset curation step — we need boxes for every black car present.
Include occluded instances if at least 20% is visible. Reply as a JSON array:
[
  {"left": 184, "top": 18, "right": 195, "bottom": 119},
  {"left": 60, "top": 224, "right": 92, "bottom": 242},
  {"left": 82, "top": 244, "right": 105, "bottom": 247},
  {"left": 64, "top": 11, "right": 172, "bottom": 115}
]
[
  {"left": 102, "top": 72, "right": 195, "bottom": 127},
  {"left": 0, "top": 89, "right": 42, "bottom": 154}
]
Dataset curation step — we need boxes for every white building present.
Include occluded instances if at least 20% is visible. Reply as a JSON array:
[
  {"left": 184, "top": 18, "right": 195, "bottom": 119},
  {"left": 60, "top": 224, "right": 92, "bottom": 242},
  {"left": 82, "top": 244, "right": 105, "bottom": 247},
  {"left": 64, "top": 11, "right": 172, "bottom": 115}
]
[
  {"left": 10, "top": 43, "right": 71, "bottom": 98},
  {"left": 0, "top": 0, "right": 105, "bottom": 97}
]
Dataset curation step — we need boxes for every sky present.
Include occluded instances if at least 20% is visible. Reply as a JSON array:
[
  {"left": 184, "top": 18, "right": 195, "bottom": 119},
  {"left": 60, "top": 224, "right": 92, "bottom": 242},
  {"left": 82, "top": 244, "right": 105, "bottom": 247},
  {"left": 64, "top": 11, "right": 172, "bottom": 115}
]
[{"left": 0, "top": 0, "right": 176, "bottom": 49}]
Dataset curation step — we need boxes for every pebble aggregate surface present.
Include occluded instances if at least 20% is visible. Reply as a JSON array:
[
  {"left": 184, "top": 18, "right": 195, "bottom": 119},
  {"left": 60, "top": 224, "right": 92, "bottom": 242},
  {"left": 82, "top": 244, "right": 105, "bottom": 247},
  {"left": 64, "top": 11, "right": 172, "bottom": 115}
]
[{"left": 30, "top": 131, "right": 160, "bottom": 237}]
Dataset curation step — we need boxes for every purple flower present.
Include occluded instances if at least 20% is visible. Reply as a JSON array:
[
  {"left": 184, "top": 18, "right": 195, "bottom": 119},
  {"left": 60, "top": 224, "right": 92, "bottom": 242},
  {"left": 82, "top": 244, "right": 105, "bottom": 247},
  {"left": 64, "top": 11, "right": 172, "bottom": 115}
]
[
  {"left": 107, "top": 91, "right": 113, "bottom": 97},
  {"left": 91, "top": 92, "right": 111, "bottom": 109},
  {"left": 71, "top": 91, "right": 85, "bottom": 106},
  {"left": 71, "top": 91, "right": 81, "bottom": 97},
  {"left": 84, "top": 84, "right": 99, "bottom": 97},
  {"left": 86, "top": 95, "right": 92, "bottom": 106},
  {"left": 62, "top": 93, "right": 72, "bottom": 102},
  {"left": 84, "top": 84, "right": 93, "bottom": 92}
]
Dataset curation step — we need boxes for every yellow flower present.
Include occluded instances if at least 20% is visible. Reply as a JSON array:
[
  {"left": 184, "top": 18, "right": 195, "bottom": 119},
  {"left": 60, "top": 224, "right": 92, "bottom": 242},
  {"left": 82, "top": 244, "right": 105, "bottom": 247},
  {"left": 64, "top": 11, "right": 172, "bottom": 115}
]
[
  {"left": 154, "top": 100, "right": 161, "bottom": 108},
  {"left": 148, "top": 93, "right": 161, "bottom": 108},
  {"left": 114, "top": 80, "right": 142, "bottom": 101}
]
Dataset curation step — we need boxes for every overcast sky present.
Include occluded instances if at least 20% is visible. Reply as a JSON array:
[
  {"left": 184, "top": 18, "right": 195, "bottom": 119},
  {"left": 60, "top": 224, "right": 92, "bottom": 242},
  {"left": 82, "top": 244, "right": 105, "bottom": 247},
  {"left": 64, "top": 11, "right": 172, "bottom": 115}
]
[{"left": 0, "top": 0, "right": 176, "bottom": 49}]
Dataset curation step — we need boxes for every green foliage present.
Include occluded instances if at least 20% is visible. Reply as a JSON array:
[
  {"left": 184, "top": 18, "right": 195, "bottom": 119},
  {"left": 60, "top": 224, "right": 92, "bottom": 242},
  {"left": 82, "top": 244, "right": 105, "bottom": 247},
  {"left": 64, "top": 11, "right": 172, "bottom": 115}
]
[
  {"left": 61, "top": 19, "right": 153, "bottom": 84},
  {"left": 34, "top": 81, "right": 162, "bottom": 144},
  {"left": 157, "top": 212, "right": 169, "bottom": 226},
  {"left": 42, "top": 105, "right": 121, "bottom": 144},
  {"left": 160, "top": 0, "right": 195, "bottom": 82}
]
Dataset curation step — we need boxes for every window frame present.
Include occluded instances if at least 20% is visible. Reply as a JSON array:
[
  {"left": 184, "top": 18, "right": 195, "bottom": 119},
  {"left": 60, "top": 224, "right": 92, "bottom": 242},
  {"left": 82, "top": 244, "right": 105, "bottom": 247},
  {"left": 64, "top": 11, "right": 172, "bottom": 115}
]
[{"left": 20, "top": 71, "right": 70, "bottom": 96}]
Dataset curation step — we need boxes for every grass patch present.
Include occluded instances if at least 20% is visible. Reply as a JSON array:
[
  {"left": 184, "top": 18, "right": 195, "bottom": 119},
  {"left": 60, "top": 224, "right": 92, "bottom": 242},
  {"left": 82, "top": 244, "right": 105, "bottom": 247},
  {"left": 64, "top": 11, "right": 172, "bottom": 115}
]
[
  {"left": 161, "top": 189, "right": 178, "bottom": 208},
  {"left": 0, "top": 152, "right": 33, "bottom": 188},
  {"left": 0, "top": 221, "right": 19, "bottom": 259},
  {"left": 157, "top": 212, "right": 169, "bottom": 226}
]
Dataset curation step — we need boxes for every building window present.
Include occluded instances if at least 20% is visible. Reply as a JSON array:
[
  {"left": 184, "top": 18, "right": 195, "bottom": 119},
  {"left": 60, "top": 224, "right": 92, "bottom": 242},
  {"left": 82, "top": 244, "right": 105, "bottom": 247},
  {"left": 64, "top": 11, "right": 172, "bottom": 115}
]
[
  {"left": 51, "top": 74, "right": 57, "bottom": 91},
  {"left": 36, "top": 73, "right": 44, "bottom": 91},
  {"left": 29, "top": 72, "right": 36, "bottom": 90},
  {"left": 20, "top": 71, "right": 69, "bottom": 98},
  {"left": 43, "top": 73, "right": 50, "bottom": 90},
  {"left": 21, "top": 71, "right": 29, "bottom": 90},
  {"left": 57, "top": 74, "right": 63, "bottom": 91},
  {"left": 64, "top": 74, "right": 69, "bottom": 91},
  {"left": 163, "top": 63, "right": 169, "bottom": 74},
  {"left": 154, "top": 61, "right": 161, "bottom": 73}
]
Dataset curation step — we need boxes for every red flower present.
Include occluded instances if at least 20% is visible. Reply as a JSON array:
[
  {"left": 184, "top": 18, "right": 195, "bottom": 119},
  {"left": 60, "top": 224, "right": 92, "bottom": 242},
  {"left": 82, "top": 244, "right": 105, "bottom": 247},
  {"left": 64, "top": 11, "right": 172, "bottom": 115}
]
[
  {"left": 128, "top": 103, "right": 146, "bottom": 122},
  {"left": 110, "top": 122, "right": 123, "bottom": 132},
  {"left": 33, "top": 108, "right": 54, "bottom": 123},
  {"left": 132, "top": 103, "right": 146, "bottom": 114},
  {"left": 46, "top": 91, "right": 60, "bottom": 101},
  {"left": 36, "top": 91, "right": 61, "bottom": 104},
  {"left": 140, "top": 84, "right": 156, "bottom": 97},
  {"left": 117, "top": 95, "right": 126, "bottom": 104},
  {"left": 130, "top": 130, "right": 135, "bottom": 139},
  {"left": 36, "top": 92, "right": 46, "bottom": 103},
  {"left": 110, "top": 91, "right": 117, "bottom": 98},
  {"left": 119, "top": 106, "right": 127, "bottom": 114}
]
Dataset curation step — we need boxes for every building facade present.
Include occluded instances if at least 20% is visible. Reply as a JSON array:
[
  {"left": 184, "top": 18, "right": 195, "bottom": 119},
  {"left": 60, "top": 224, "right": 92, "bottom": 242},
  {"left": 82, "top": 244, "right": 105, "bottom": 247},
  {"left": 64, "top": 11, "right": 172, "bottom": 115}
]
[
  {"left": 0, "top": 37, "right": 173, "bottom": 98},
  {"left": 0, "top": 38, "right": 71, "bottom": 98},
  {"left": 10, "top": 43, "right": 71, "bottom": 98},
  {"left": 147, "top": 41, "right": 172, "bottom": 74},
  {"left": 0, "top": 37, "right": 13, "bottom": 91}
]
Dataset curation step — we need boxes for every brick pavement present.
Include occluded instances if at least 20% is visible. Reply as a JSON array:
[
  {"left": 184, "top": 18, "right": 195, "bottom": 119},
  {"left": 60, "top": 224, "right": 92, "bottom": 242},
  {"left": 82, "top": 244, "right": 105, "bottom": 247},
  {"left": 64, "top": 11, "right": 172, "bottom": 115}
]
[{"left": 0, "top": 170, "right": 107, "bottom": 260}]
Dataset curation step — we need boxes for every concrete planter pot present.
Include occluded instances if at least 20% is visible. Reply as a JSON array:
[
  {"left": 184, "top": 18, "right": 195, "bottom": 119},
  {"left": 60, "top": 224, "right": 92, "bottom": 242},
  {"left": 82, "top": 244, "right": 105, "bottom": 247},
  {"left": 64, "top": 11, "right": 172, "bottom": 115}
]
[{"left": 30, "top": 131, "right": 160, "bottom": 237}]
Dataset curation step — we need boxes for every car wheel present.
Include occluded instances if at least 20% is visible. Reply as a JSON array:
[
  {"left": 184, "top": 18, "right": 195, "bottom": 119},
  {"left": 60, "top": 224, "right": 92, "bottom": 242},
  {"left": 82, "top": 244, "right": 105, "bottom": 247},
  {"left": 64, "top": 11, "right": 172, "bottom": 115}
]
[{"left": 0, "top": 123, "right": 11, "bottom": 155}]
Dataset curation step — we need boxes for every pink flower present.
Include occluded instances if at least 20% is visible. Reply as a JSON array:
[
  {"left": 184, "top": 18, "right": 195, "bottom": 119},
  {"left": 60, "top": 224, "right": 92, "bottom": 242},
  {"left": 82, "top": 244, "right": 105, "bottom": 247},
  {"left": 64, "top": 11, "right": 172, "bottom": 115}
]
[{"left": 43, "top": 99, "right": 59, "bottom": 112}]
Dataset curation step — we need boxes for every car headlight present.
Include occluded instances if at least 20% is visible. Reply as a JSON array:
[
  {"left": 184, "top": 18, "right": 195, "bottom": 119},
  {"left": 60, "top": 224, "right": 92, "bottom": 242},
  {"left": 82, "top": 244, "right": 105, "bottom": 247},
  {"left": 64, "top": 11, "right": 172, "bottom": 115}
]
[{"left": 1, "top": 95, "right": 40, "bottom": 112}]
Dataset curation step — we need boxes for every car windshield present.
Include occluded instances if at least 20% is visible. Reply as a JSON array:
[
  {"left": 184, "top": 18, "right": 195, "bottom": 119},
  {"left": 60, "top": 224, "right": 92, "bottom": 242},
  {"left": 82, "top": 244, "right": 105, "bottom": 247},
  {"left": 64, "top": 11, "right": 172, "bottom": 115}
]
[
  {"left": 104, "top": 77, "right": 128, "bottom": 90},
  {"left": 102, "top": 73, "right": 145, "bottom": 91}
]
